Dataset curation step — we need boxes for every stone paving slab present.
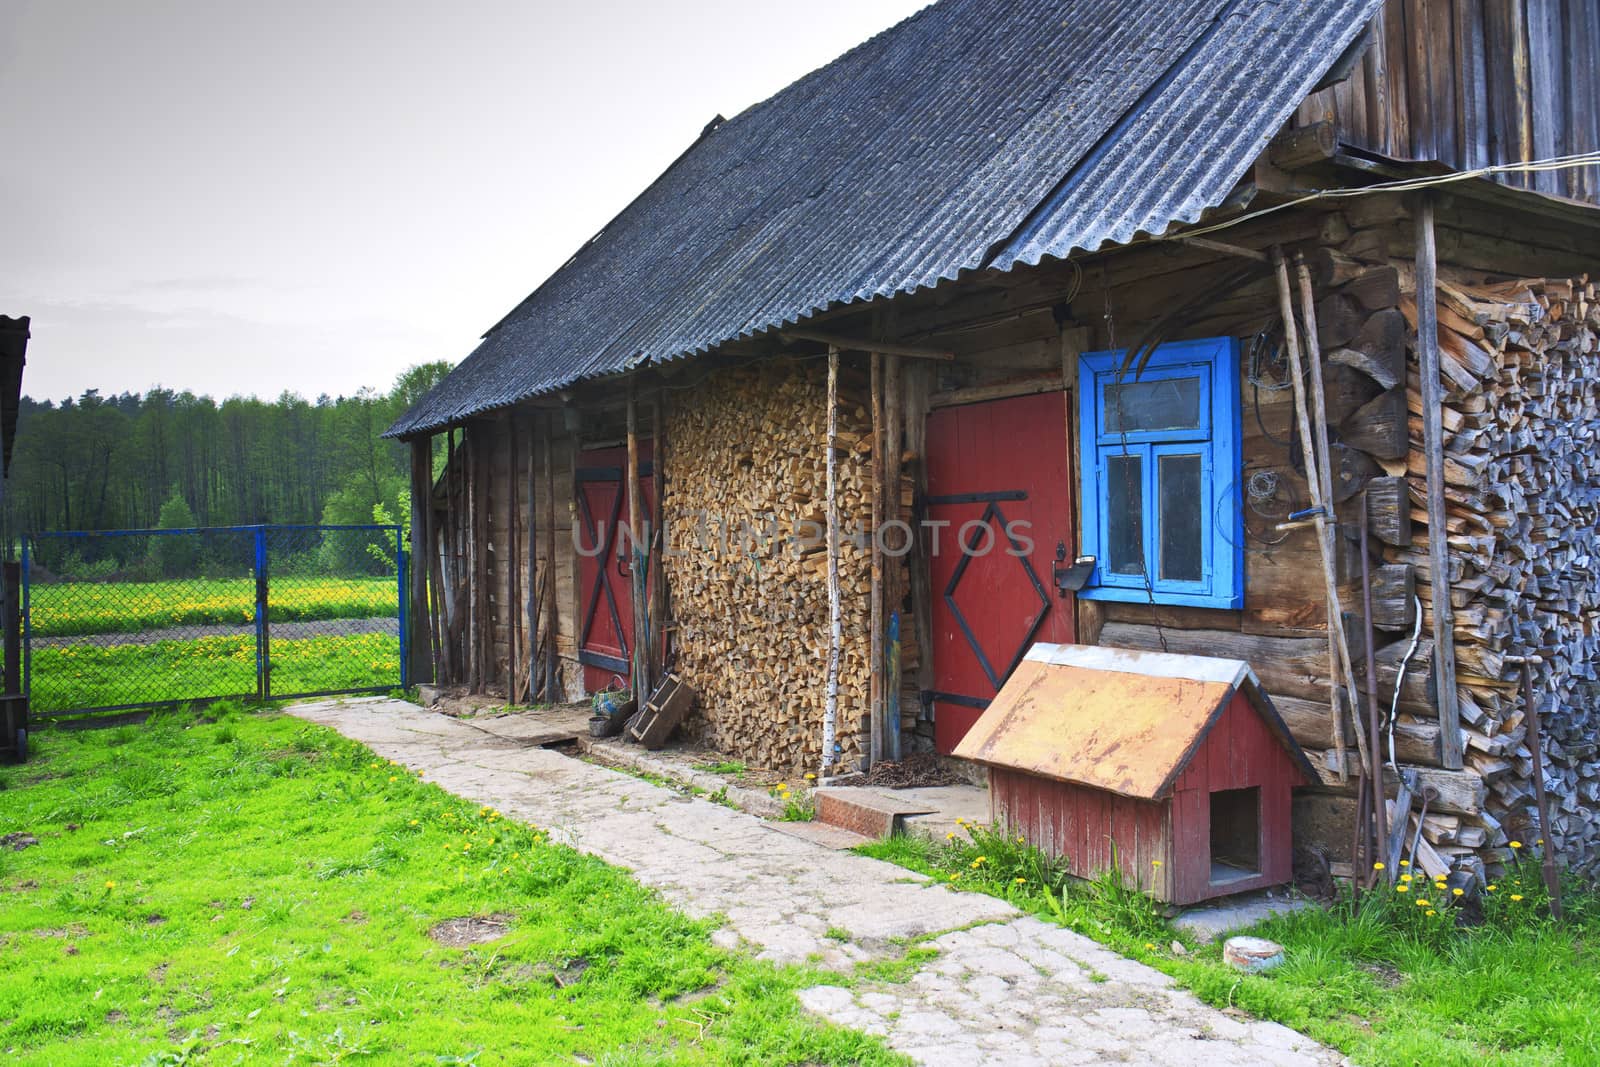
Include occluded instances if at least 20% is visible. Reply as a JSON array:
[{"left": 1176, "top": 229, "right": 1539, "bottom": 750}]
[{"left": 289, "top": 698, "right": 1344, "bottom": 1067}]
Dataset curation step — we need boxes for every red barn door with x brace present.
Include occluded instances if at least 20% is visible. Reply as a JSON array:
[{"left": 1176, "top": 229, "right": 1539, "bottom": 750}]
[
  {"left": 925, "top": 391, "right": 1076, "bottom": 753},
  {"left": 575, "top": 443, "right": 654, "bottom": 694}
]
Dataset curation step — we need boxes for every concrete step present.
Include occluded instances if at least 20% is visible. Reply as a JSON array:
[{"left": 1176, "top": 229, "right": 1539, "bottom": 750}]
[
  {"left": 815, "top": 787, "right": 938, "bottom": 839},
  {"left": 766, "top": 820, "right": 877, "bottom": 850}
]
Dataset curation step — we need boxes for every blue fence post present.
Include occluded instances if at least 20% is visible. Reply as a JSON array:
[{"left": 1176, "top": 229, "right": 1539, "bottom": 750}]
[
  {"left": 254, "top": 527, "right": 269, "bottom": 702},
  {"left": 20, "top": 536, "right": 30, "bottom": 718},
  {"left": 396, "top": 525, "right": 409, "bottom": 692}
]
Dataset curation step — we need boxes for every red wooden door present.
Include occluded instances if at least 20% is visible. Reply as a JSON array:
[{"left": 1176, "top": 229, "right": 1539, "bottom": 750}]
[
  {"left": 576, "top": 444, "right": 654, "bottom": 693},
  {"left": 925, "top": 391, "right": 1076, "bottom": 752}
]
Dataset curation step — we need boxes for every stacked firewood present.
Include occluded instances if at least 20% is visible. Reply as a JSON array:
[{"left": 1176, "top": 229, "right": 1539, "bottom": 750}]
[
  {"left": 1392, "top": 274, "right": 1600, "bottom": 875},
  {"left": 662, "top": 360, "right": 874, "bottom": 770}
]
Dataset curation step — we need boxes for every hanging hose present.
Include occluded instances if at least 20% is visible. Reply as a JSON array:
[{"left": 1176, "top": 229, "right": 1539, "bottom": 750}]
[{"left": 1386, "top": 593, "right": 1425, "bottom": 773}]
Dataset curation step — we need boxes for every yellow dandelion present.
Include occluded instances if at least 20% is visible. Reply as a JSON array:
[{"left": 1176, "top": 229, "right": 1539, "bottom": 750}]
[
  {"left": 1425, "top": 909, "right": 1437, "bottom": 917},
  {"left": 949, "top": 873, "right": 960, "bottom": 882},
  {"left": 804, "top": 773, "right": 816, "bottom": 781},
  {"left": 1452, "top": 887, "right": 1464, "bottom": 897},
  {"left": 1014, "top": 877, "right": 1026, "bottom": 885},
  {"left": 1510, "top": 840, "right": 1522, "bottom": 849},
  {"left": 104, "top": 880, "right": 115, "bottom": 889},
  {"left": 408, "top": 819, "right": 419, "bottom": 826},
  {"left": 1511, "top": 894, "right": 1524, "bottom": 901},
  {"left": 946, "top": 832, "right": 956, "bottom": 840},
  {"left": 1417, "top": 899, "right": 1431, "bottom": 907},
  {"left": 388, "top": 776, "right": 397, "bottom": 782},
  {"left": 462, "top": 844, "right": 471, "bottom": 851},
  {"left": 1152, "top": 860, "right": 1163, "bottom": 868},
  {"left": 1400, "top": 873, "right": 1413, "bottom": 882},
  {"left": 1373, "top": 861, "right": 1386, "bottom": 871},
  {"left": 1486, "top": 884, "right": 1497, "bottom": 892},
  {"left": 1399, "top": 859, "right": 1410, "bottom": 867},
  {"left": 1396, "top": 884, "right": 1410, "bottom": 893},
  {"left": 1144, "top": 942, "right": 1156, "bottom": 951}
]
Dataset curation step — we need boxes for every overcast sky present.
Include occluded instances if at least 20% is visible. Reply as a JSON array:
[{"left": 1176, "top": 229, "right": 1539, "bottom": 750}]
[{"left": 1, "top": 0, "right": 929, "bottom": 404}]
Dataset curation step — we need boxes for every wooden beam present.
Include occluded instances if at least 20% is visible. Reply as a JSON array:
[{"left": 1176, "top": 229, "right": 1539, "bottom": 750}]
[
  {"left": 781, "top": 329, "right": 955, "bottom": 361},
  {"left": 649, "top": 390, "right": 666, "bottom": 683},
  {"left": 1175, "top": 236, "right": 1269, "bottom": 263},
  {"left": 507, "top": 413, "right": 521, "bottom": 703},
  {"left": 1060, "top": 326, "right": 1101, "bottom": 646},
  {"left": 929, "top": 372, "right": 1066, "bottom": 409},
  {"left": 822, "top": 346, "right": 842, "bottom": 776},
  {"left": 525, "top": 414, "right": 539, "bottom": 700},
  {"left": 1414, "top": 194, "right": 1464, "bottom": 771}
]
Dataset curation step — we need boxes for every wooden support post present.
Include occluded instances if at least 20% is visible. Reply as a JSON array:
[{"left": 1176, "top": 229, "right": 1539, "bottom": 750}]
[
  {"left": 543, "top": 414, "right": 559, "bottom": 701},
  {"left": 445, "top": 429, "right": 459, "bottom": 682},
  {"left": 649, "top": 390, "right": 666, "bottom": 681},
  {"left": 869, "top": 351, "right": 884, "bottom": 768},
  {"left": 474, "top": 424, "right": 491, "bottom": 693},
  {"left": 626, "top": 381, "right": 649, "bottom": 703},
  {"left": 1061, "top": 326, "right": 1101, "bottom": 645},
  {"left": 823, "top": 346, "right": 842, "bottom": 776},
  {"left": 408, "top": 436, "right": 434, "bottom": 686},
  {"left": 883, "top": 353, "right": 903, "bottom": 761},
  {"left": 1273, "top": 247, "right": 1351, "bottom": 781},
  {"left": 904, "top": 362, "right": 936, "bottom": 728},
  {"left": 1415, "top": 195, "right": 1464, "bottom": 771},
  {"left": 507, "top": 414, "right": 521, "bottom": 703},
  {"left": 531, "top": 415, "right": 544, "bottom": 700}
]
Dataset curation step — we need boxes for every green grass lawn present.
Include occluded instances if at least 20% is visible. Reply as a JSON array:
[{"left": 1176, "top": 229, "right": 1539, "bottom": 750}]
[
  {"left": 860, "top": 823, "right": 1599, "bottom": 1067},
  {"left": 28, "top": 577, "right": 398, "bottom": 638},
  {"left": 0, "top": 707, "right": 901, "bottom": 1066},
  {"left": 29, "top": 632, "right": 400, "bottom": 714}
]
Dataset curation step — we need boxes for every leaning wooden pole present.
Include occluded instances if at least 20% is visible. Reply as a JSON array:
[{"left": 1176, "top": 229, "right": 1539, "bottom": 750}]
[
  {"left": 626, "top": 380, "right": 649, "bottom": 703},
  {"left": 1296, "top": 253, "right": 1371, "bottom": 778},
  {"left": 1273, "top": 247, "right": 1350, "bottom": 782},
  {"left": 822, "top": 346, "right": 842, "bottom": 778},
  {"left": 1414, "top": 195, "right": 1464, "bottom": 771}
]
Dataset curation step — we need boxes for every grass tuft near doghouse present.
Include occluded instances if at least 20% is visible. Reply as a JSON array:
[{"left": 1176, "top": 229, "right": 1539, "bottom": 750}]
[
  {"left": 860, "top": 820, "right": 1599, "bottom": 1067},
  {"left": 0, "top": 704, "right": 902, "bottom": 1066}
]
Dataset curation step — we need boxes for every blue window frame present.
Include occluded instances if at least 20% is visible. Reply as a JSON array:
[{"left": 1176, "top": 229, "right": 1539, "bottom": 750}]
[{"left": 1077, "top": 337, "right": 1242, "bottom": 609}]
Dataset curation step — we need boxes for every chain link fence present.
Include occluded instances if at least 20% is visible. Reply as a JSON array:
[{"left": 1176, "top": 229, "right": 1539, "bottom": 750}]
[{"left": 23, "top": 524, "right": 405, "bottom": 718}]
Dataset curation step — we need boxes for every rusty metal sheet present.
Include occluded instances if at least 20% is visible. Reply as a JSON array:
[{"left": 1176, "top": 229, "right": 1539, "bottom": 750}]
[{"left": 952, "top": 644, "right": 1240, "bottom": 800}]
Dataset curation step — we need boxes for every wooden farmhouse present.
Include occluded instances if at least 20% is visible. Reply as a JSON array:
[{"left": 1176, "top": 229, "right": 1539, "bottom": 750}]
[{"left": 388, "top": 0, "right": 1600, "bottom": 883}]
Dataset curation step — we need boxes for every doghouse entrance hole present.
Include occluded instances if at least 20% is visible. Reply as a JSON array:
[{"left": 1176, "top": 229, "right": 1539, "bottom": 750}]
[{"left": 1209, "top": 786, "right": 1261, "bottom": 885}]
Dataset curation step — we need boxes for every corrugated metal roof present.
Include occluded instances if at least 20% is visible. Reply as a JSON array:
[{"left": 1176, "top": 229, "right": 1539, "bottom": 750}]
[{"left": 387, "top": 0, "right": 1382, "bottom": 439}]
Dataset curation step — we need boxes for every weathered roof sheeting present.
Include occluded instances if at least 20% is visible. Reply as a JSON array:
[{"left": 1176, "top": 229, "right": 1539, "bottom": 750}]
[
  {"left": 387, "top": 0, "right": 1382, "bottom": 439},
  {"left": 951, "top": 644, "right": 1315, "bottom": 800}
]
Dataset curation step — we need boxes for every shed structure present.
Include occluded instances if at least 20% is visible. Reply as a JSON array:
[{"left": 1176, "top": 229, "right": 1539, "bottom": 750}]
[
  {"left": 954, "top": 644, "right": 1314, "bottom": 905},
  {"left": 386, "top": 0, "right": 1600, "bottom": 883}
]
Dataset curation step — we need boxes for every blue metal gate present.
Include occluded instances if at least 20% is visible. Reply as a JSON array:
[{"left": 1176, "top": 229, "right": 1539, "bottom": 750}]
[{"left": 22, "top": 524, "right": 406, "bottom": 718}]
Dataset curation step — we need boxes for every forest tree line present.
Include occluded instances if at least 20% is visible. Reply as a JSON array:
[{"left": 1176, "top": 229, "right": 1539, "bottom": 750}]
[{"left": 9, "top": 362, "right": 452, "bottom": 547}]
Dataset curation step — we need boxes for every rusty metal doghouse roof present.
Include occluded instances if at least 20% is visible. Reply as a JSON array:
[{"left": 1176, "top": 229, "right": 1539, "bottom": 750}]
[
  {"left": 952, "top": 644, "right": 1315, "bottom": 800},
  {"left": 386, "top": 0, "right": 1384, "bottom": 439}
]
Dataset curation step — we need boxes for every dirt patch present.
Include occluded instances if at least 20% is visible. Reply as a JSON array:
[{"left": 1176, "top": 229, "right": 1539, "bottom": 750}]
[
  {"left": 428, "top": 913, "right": 514, "bottom": 947},
  {"left": 33, "top": 923, "right": 88, "bottom": 939},
  {"left": 1, "top": 831, "right": 39, "bottom": 851},
  {"left": 343, "top": 909, "right": 368, "bottom": 924},
  {"left": 1360, "top": 961, "right": 1404, "bottom": 988},
  {"left": 144, "top": 913, "right": 167, "bottom": 925},
  {"left": 106, "top": 1010, "right": 127, "bottom": 1024}
]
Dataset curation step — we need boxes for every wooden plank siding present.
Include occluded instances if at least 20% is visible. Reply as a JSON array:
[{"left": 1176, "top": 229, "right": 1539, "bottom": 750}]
[{"left": 1296, "top": 0, "right": 1600, "bottom": 207}]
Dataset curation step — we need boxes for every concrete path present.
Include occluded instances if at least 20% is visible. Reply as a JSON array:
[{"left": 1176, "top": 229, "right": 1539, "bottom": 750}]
[{"left": 290, "top": 698, "right": 1344, "bottom": 1067}]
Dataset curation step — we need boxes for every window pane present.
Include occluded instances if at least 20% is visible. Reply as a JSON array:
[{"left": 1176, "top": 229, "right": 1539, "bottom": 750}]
[
  {"left": 1159, "top": 453, "right": 1203, "bottom": 582},
  {"left": 1106, "top": 454, "right": 1144, "bottom": 575},
  {"left": 1104, "top": 376, "right": 1202, "bottom": 433}
]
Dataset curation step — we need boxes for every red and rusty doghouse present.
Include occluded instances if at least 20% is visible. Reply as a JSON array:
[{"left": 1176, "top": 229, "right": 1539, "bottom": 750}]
[{"left": 953, "top": 643, "right": 1316, "bottom": 906}]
